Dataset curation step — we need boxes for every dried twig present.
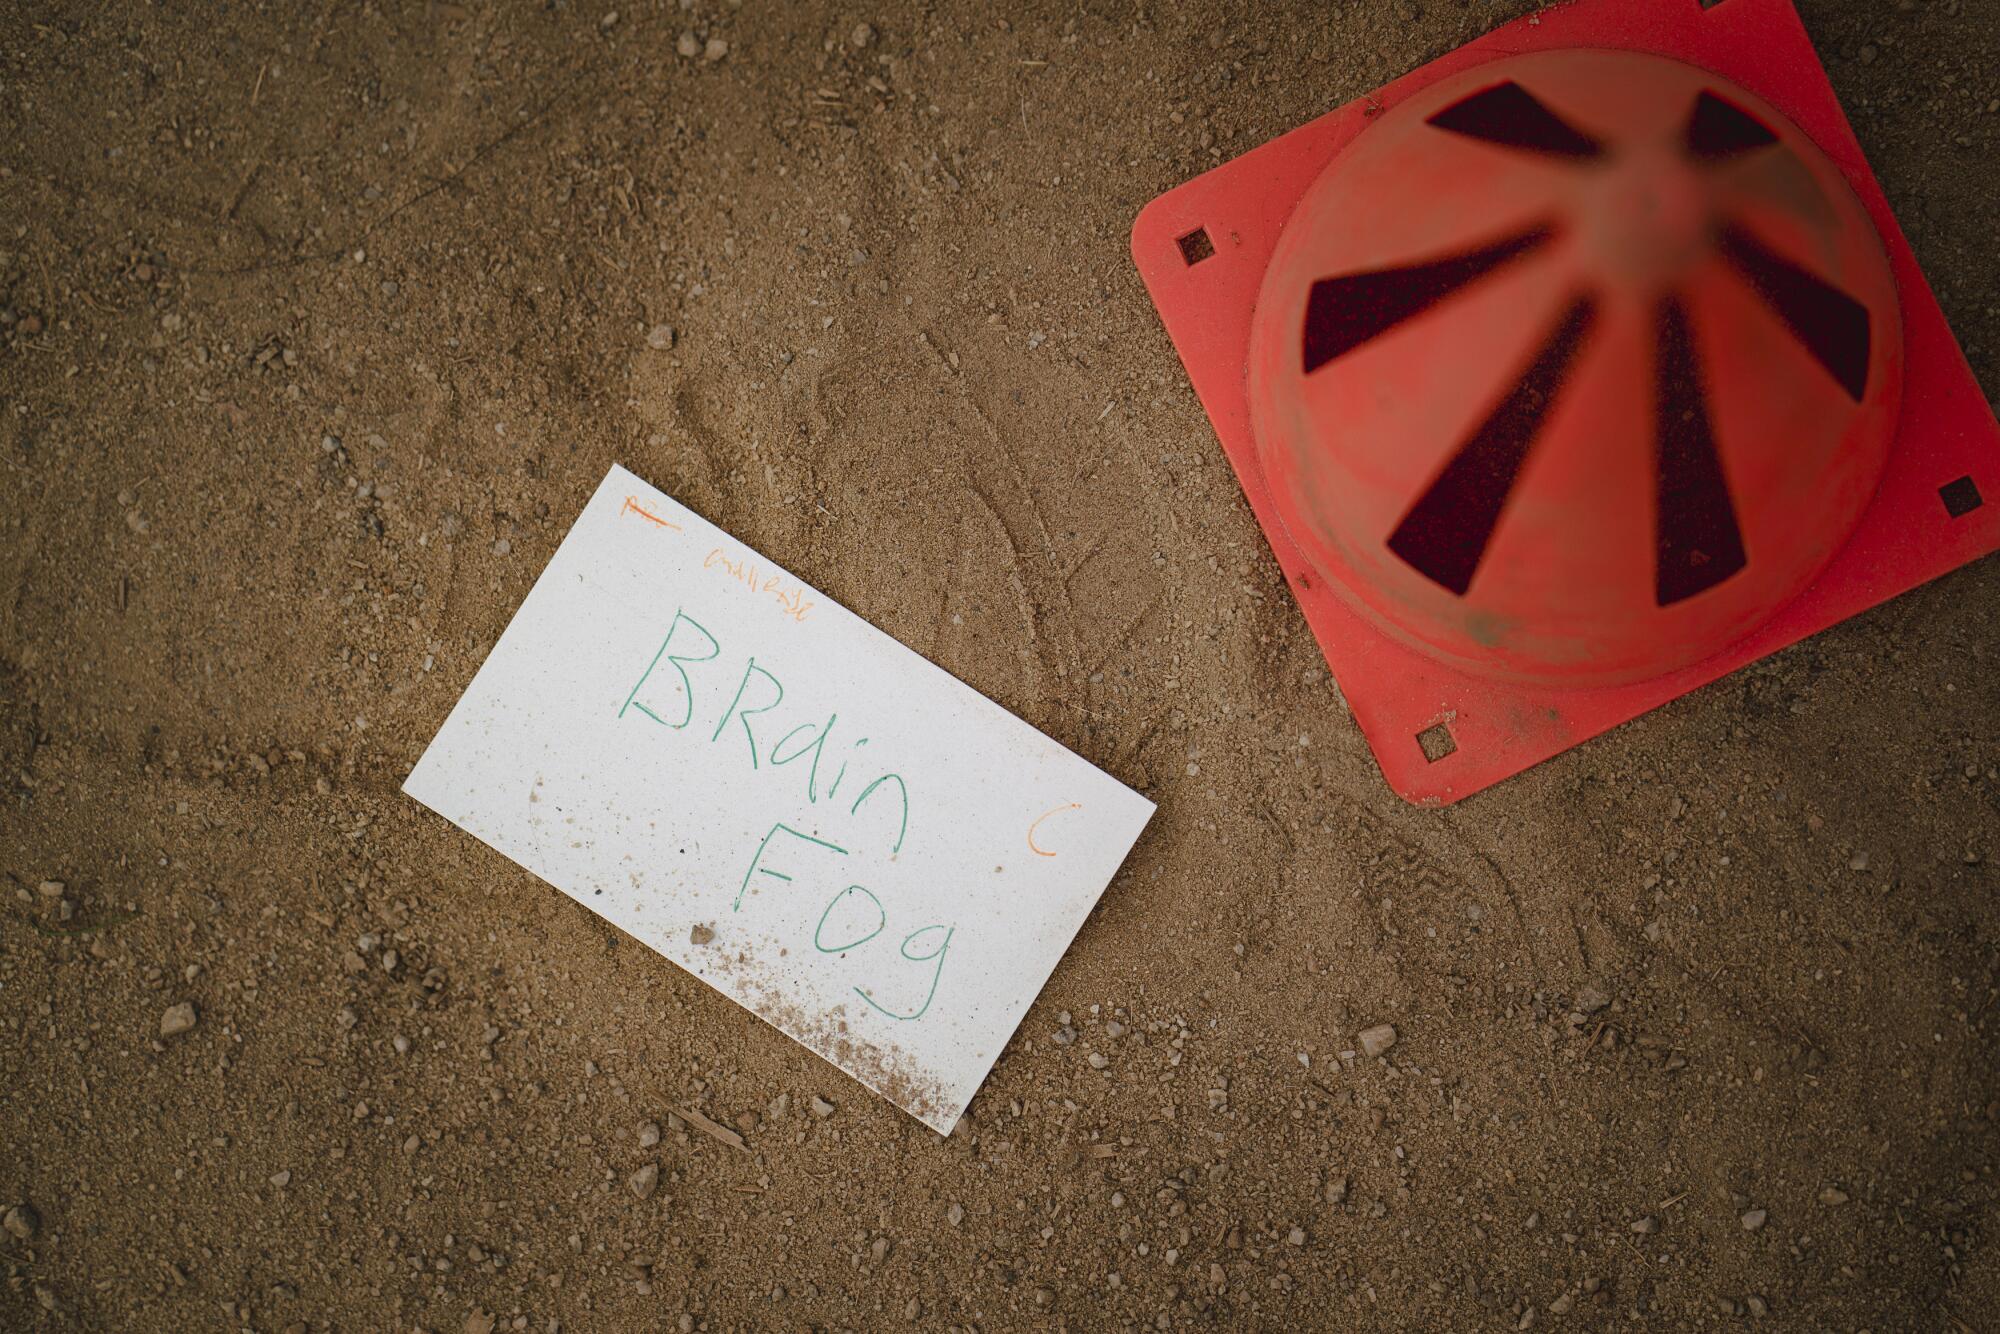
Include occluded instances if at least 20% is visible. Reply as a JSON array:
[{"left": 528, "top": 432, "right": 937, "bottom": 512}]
[{"left": 675, "top": 1106, "right": 747, "bottom": 1152}]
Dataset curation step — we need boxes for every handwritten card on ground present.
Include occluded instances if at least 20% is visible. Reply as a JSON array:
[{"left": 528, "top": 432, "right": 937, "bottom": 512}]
[{"left": 404, "top": 464, "right": 1154, "bottom": 1133}]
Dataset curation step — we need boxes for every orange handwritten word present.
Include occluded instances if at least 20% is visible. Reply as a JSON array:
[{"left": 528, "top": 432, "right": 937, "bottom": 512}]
[
  {"left": 703, "top": 547, "right": 813, "bottom": 623},
  {"left": 621, "top": 495, "right": 682, "bottom": 530}
]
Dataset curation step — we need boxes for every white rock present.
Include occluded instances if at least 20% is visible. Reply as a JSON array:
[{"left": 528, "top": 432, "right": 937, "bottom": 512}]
[
  {"left": 3, "top": 1203, "right": 38, "bottom": 1241},
  {"left": 628, "top": 1163, "right": 659, "bottom": 1200}
]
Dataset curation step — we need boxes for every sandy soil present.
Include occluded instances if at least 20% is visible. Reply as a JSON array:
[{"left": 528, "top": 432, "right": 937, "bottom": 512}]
[{"left": 3, "top": 1, "right": 1997, "bottom": 1329}]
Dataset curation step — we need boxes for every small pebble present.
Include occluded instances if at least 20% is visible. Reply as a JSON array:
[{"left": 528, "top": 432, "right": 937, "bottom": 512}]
[
  {"left": 676, "top": 30, "right": 700, "bottom": 58},
  {"left": 1358, "top": 1023, "right": 1398, "bottom": 1058},
  {"left": 703, "top": 36, "right": 728, "bottom": 62},
  {"left": 810, "top": 1096, "right": 836, "bottom": 1119},
  {"left": 628, "top": 1163, "right": 659, "bottom": 1200},
  {"left": 850, "top": 22, "right": 874, "bottom": 47},
  {"left": 3, "top": 1203, "right": 39, "bottom": 1241},
  {"left": 639, "top": 1121, "right": 661, "bottom": 1148},
  {"left": 1818, "top": 1185, "right": 1850, "bottom": 1206},
  {"left": 160, "top": 1002, "right": 198, "bottom": 1037},
  {"left": 1741, "top": 1208, "right": 1767, "bottom": 1231},
  {"left": 946, "top": 1202, "right": 965, "bottom": 1226}
]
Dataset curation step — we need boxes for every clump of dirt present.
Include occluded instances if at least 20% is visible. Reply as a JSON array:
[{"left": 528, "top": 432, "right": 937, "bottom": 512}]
[{"left": 2, "top": 2, "right": 1997, "bottom": 1330}]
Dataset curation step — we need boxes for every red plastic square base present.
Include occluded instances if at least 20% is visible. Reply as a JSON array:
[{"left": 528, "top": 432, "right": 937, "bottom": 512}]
[{"left": 1132, "top": 0, "right": 2000, "bottom": 805}]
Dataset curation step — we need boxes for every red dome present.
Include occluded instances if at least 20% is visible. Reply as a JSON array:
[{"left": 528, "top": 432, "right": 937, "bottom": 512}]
[{"left": 1248, "top": 48, "right": 1904, "bottom": 686}]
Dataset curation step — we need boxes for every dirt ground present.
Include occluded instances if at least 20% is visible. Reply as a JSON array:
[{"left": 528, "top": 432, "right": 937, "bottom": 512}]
[{"left": 3, "top": 0, "right": 1997, "bottom": 1329}]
